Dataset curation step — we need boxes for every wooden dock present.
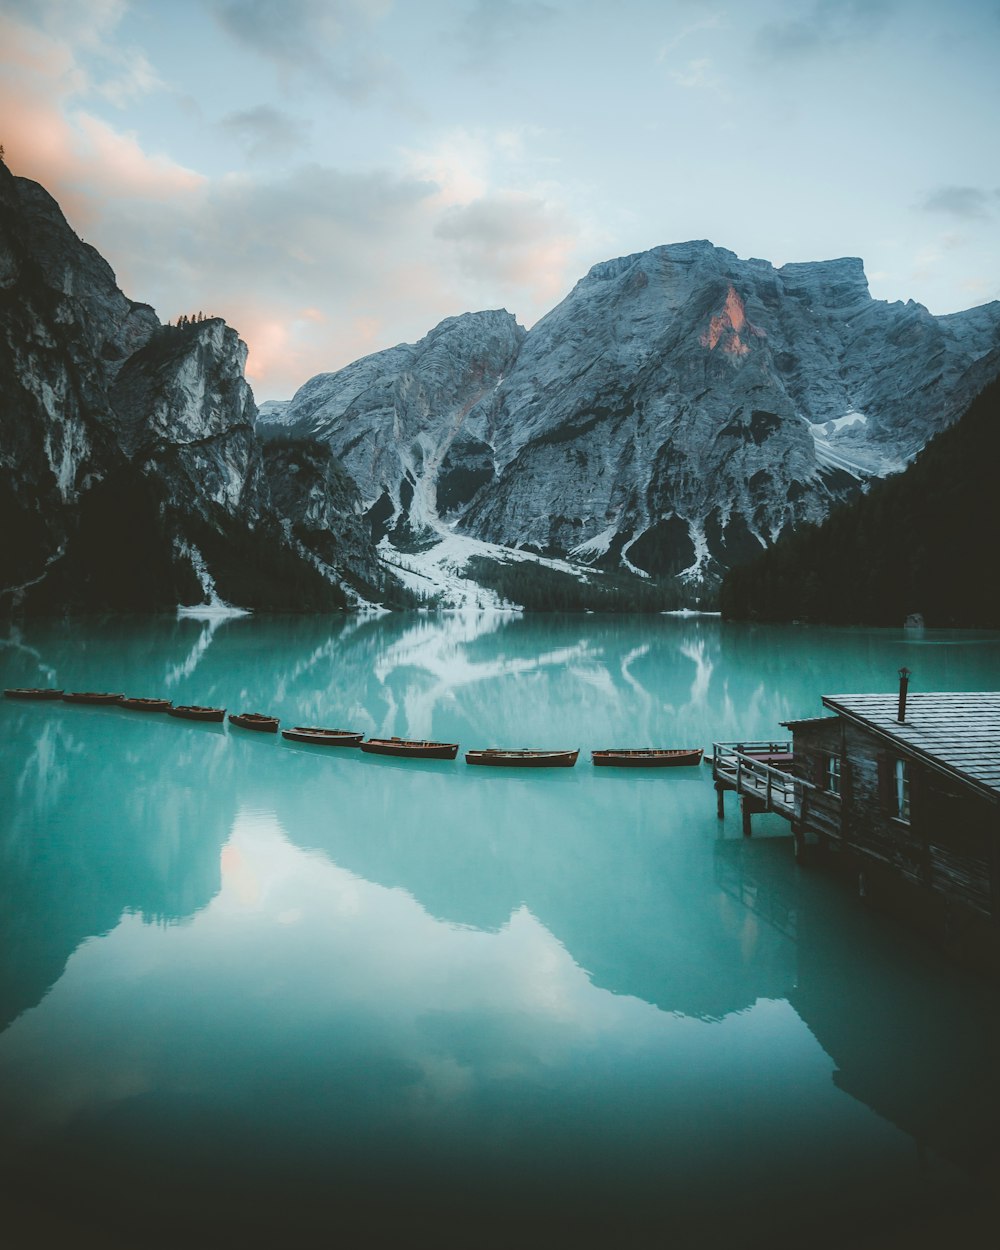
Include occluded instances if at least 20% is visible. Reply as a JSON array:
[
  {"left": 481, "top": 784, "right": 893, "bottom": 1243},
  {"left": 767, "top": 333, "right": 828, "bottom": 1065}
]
[
  {"left": 717, "top": 692, "right": 1000, "bottom": 969},
  {"left": 712, "top": 741, "right": 817, "bottom": 854}
]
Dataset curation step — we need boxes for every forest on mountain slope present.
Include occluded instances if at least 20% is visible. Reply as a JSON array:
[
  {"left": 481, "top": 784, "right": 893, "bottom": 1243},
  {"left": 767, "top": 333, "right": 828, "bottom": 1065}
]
[{"left": 720, "top": 377, "right": 1000, "bottom": 627}]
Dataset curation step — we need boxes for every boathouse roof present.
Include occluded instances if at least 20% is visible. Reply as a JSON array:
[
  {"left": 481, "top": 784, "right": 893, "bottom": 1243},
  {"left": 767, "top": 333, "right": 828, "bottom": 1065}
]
[{"left": 820, "top": 692, "right": 1000, "bottom": 803}]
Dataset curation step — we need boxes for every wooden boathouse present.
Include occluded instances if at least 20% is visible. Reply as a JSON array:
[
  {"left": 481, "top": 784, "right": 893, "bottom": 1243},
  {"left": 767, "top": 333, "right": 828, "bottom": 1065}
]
[{"left": 713, "top": 684, "right": 1000, "bottom": 966}]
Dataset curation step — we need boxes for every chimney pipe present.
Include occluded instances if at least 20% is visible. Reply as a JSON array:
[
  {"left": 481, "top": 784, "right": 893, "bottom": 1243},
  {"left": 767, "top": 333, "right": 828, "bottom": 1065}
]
[{"left": 897, "top": 667, "right": 911, "bottom": 722}]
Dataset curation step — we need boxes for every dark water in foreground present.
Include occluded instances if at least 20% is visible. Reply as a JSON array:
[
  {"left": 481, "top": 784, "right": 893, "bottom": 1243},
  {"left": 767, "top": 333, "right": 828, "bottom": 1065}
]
[{"left": 1, "top": 612, "right": 999, "bottom": 1247}]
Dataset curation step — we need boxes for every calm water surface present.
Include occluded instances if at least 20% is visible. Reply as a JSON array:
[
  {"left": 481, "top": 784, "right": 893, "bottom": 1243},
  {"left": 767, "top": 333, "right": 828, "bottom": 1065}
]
[{"left": 1, "top": 613, "right": 999, "bottom": 1247}]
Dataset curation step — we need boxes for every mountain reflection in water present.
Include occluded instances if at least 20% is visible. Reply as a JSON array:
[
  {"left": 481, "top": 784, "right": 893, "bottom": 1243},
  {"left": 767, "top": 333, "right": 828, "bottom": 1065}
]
[{"left": 1, "top": 614, "right": 999, "bottom": 1247}]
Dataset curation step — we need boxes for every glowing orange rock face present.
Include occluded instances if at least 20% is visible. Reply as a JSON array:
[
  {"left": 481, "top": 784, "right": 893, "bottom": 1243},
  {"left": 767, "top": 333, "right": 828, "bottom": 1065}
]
[{"left": 700, "top": 285, "right": 765, "bottom": 356}]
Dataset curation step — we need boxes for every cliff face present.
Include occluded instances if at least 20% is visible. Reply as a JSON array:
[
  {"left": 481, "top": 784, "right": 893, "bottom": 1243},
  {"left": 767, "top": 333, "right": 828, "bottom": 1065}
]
[
  {"left": 465, "top": 243, "right": 999, "bottom": 580},
  {"left": 0, "top": 163, "right": 383, "bottom": 614},
  {"left": 264, "top": 310, "right": 526, "bottom": 546},
  {"left": 6, "top": 157, "right": 998, "bottom": 613},
  {"left": 0, "top": 167, "right": 156, "bottom": 600},
  {"left": 261, "top": 436, "right": 384, "bottom": 595},
  {"left": 265, "top": 241, "right": 1000, "bottom": 589}
]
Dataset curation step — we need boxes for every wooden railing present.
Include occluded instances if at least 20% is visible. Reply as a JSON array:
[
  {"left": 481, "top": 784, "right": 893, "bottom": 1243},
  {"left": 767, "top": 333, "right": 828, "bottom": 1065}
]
[{"left": 712, "top": 741, "right": 815, "bottom": 822}]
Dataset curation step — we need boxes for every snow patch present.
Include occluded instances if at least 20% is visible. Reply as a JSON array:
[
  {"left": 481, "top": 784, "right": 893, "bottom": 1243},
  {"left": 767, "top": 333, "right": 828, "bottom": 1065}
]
[
  {"left": 175, "top": 542, "right": 251, "bottom": 618},
  {"left": 1, "top": 545, "right": 66, "bottom": 607},
  {"left": 808, "top": 410, "right": 867, "bottom": 437},
  {"left": 802, "top": 410, "right": 904, "bottom": 478},
  {"left": 619, "top": 530, "right": 651, "bottom": 579},
  {"left": 378, "top": 530, "right": 596, "bottom": 609},
  {"left": 677, "top": 520, "right": 710, "bottom": 583},
  {"left": 570, "top": 524, "right": 618, "bottom": 560},
  {"left": 176, "top": 603, "right": 251, "bottom": 620}
]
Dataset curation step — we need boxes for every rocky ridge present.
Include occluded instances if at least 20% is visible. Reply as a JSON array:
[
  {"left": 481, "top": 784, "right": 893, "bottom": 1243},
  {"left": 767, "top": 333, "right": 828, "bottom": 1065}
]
[
  {"left": 264, "top": 240, "right": 1000, "bottom": 591},
  {"left": 0, "top": 162, "right": 388, "bottom": 614},
  {"left": 6, "top": 156, "right": 999, "bottom": 614},
  {"left": 264, "top": 309, "right": 526, "bottom": 548}
]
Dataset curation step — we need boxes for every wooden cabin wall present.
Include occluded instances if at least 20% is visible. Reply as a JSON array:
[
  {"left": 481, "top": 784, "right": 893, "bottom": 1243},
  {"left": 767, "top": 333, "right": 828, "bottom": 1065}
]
[
  {"left": 791, "top": 720, "right": 848, "bottom": 848},
  {"left": 922, "top": 780, "right": 993, "bottom": 916},
  {"left": 791, "top": 720, "right": 997, "bottom": 921}
]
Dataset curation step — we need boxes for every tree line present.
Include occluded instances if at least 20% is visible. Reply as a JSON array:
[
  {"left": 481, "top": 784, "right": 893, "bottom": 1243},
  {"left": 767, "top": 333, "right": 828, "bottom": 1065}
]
[
  {"left": 170, "top": 312, "right": 217, "bottom": 328},
  {"left": 720, "top": 378, "right": 1000, "bottom": 627},
  {"left": 464, "top": 555, "right": 698, "bottom": 613}
]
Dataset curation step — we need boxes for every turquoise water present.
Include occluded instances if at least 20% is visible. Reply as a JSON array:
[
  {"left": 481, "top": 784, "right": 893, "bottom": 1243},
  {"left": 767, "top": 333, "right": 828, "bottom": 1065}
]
[{"left": 1, "top": 613, "right": 999, "bottom": 1247}]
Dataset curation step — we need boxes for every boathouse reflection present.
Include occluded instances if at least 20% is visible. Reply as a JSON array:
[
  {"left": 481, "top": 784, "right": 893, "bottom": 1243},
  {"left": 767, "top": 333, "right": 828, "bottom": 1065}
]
[{"left": 715, "top": 836, "right": 1000, "bottom": 1173}]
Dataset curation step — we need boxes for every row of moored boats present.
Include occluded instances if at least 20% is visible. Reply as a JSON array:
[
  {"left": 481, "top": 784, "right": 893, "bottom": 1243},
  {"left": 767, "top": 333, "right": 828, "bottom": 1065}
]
[{"left": 3, "top": 687, "right": 704, "bottom": 769}]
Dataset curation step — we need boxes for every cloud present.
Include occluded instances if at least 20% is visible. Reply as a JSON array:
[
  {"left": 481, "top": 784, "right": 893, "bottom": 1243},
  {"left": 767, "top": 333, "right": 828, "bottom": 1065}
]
[
  {"left": 656, "top": 11, "right": 724, "bottom": 61},
  {"left": 142, "top": 158, "right": 587, "bottom": 395},
  {"left": 2, "top": 0, "right": 162, "bottom": 106},
  {"left": 0, "top": 14, "right": 201, "bottom": 231},
  {"left": 1, "top": 0, "right": 127, "bottom": 41},
  {"left": 209, "top": 0, "right": 394, "bottom": 100},
  {"left": 0, "top": 5, "right": 591, "bottom": 398},
  {"left": 401, "top": 131, "right": 492, "bottom": 208},
  {"left": 206, "top": 164, "right": 437, "bottom": 280},
  {"left": 220, "top": 106, "right": 311, "bottom": 162},
  {"left": 454, "top": 0, "right": 558, "bottom": 72},
  {"left": 669, "top": 57, "right": 713, "bottom": 89},
  {"left": 101, "top": 160, "right": 439, "bottom": 310},
  {"left": 920, "top": 185, "right": 998, "bottom": 221},
  {"left": 756, "top": 0, "right": 894, "bottom": 58},
  {"left": 434, "top": 190, "right": 579, "bottom": 304},
  {"left": 77, "top": 160, "right": 453, "bottom": 394}
]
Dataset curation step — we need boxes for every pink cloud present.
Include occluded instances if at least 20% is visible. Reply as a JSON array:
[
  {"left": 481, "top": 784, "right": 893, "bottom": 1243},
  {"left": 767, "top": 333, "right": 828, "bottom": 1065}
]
[
  {"left": 0, "top": 15, "right": 202, "bottom": 228},
  {"left": 0, "top": 14, "right": 590, "bottom": 400},
  {"left": 73, "top": 113, "right": 204, "bottom": 199},
  {"left": 434, "top": 191, "right": 581, "bottom": 310}
]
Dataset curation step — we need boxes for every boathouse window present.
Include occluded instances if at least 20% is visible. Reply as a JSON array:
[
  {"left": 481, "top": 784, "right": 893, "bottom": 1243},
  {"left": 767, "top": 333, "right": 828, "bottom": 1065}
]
[
  {"left": 826, "top": 755, "right": 841, "bottom": 795},
  {"left": 894, "top": 758, "right": 911, "bottom": 822}
]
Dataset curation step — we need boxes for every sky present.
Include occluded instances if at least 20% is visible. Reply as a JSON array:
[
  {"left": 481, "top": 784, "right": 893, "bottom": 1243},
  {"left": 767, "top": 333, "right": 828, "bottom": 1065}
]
[{"left": 1, "top": 0, "right": 999, "bottom": 400}]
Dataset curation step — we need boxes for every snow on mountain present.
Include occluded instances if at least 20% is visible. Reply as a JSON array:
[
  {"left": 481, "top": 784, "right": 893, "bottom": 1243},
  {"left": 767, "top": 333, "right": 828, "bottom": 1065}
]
[
  {"left": 263, "top": 240, "right": 1000, "bottom": 592},
  {"left": 6, "top": 152, "right": 999, "bottom": 615}
]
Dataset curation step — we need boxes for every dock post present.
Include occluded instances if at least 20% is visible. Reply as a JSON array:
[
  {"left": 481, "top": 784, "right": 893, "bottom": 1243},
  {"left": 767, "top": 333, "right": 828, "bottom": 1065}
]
[
  {"left": 741, "top": 798, "right": 753, "bottom": 838},
  {"left": 716, "top": 785, "right": 725, "bottom": 819}
]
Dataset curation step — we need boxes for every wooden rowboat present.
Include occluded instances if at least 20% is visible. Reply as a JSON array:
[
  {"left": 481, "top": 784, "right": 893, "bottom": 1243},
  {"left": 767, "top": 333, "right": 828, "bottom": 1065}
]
[
  {"left": 120, "top": 697, "right": 172, "bottom": 712},
  {"left": 167, "top": 704, "right": 226, "bottom": 722},
  {"left": 592, "top": 747, "right": 704, "bottom": 768},
  {"left": 281, "top": 727, "right": 363, "bottom": 747},
  {"left": 465, "top": 748, "right": 579, "bottom": 768},
  {"left": 360, "top": 736, "right": 459, "bottom": 760},
  {"left": 61, "top": 691, "right": 124, "bottom": 705},
  {"left": 4, "top": 687, "right": 64, "bottom": 700},
  {"left": 229, "top": 712, "right": 279, "bottom": 733}
]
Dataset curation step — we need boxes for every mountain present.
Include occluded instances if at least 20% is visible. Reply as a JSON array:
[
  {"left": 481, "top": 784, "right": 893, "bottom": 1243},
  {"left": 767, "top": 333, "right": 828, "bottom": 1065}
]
[
  {"left": 263, "top": 241, "right": 1000, "bottom": 596},
  {"left": 0, "top": 160, "right": 389, "bottom": 614},
  {"left": 5, "top": 158, "right": 998, "bottom": 617},
  {"left": 261, "top": 309, "right": 526, "bottom": 549},
  {"left": 718, "top": 377, "right": 1000, "bottom": 627}
]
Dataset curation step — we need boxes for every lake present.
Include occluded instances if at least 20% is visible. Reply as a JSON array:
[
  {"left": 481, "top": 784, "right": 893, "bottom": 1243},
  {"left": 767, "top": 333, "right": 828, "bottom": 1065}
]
[{"left": 1, "top": 612, "right": 999, "bottom": 1247}]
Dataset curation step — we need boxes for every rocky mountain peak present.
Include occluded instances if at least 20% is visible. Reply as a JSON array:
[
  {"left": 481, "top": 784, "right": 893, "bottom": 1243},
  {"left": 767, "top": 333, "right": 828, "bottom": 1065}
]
[
  {"left": 7, "top": 157, "right": 997, "bottom": 613},
  {"left": 264, "top": 307, "right": 527, "bottom": 546},
  {"left": 777, "top": 256, "right": 870, "bottom": 309},
  {"left": 269, "top": 237, "right": 1000, "bottom": 597},
  {"left": 110, "top": 316, "right": 254, "bottom": 465},
  {"left": 0, "top": 164, "right": 385, "bottom": 614}
]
